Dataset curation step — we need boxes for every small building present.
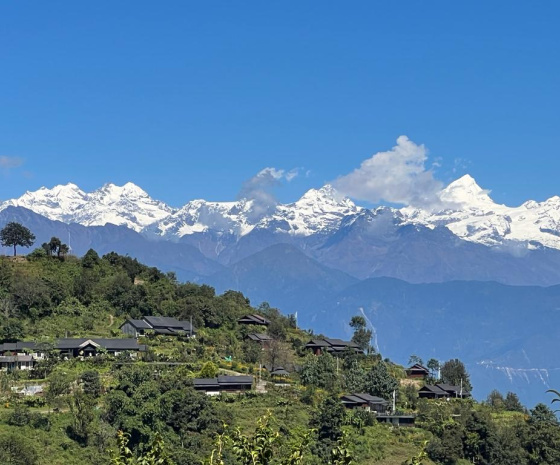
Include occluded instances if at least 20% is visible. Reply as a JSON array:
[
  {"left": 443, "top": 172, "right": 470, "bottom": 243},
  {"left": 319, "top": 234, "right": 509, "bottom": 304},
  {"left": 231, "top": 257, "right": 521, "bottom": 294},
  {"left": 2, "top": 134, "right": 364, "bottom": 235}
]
[
  {"left": 0, "top": 355, "right": 34, "bottom": 371},
  {"left": 55, "top": 338, "right": 146, "bottom": 358},
  {"left": 120, "top": 316, "right": 196, "bottom": 338},
  {"left": 193, "top": 378, "right": 222, "bottom": 395},
  {"left": 246, "top": 333, "right": 273, "bottom": 348},
  {"left": 406, "top": 364, "right": 429, "bottom": 379},
  {"left": 304, "top": 338, "right": 363, "bottom": 355},
  {"left": 417, "top": 384, "right": 449, "bottom": 399},
  {"left": 436, "top": 383, "right": 471, "bottom": 398},
  {"left": 237, "top": 314, "right": 270, "bottom": 326},
  {"left": 340, "top": 393, "right": 390, "bottom": 414},
  {"left": 270, "top": 366, "right": 290, "bottom": 378},
  {"left": 193, "top": 375, "right": 254, "bottom": 394},
  {"left": 418, "top": 383, "right": 470, "bottom": 399},
  {"left": 120, "top": 319, "right": 152, "bottom": 338}
]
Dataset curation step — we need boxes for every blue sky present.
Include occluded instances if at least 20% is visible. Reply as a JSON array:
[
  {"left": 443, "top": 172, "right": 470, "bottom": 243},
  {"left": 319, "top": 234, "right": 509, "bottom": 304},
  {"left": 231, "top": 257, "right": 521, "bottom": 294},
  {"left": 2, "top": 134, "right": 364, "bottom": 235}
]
[{"left": 1, "top": 2, "right": 559, "bottom": 207}]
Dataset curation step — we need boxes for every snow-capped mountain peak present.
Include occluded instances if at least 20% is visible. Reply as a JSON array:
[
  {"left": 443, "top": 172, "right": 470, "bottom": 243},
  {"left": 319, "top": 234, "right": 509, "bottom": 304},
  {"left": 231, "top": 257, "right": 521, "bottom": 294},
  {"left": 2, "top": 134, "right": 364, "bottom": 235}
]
[
  {"left": 0, "top": 182, "right": 175, "bottom": 232},
  {"left": 256, "top": 184, "right": 362, "bottom": 236},
  {"left": 439, "top": 174, "right": 495, "bottom": 209},
  {"left": 2, "top": 183, "right": 88, "bottom": 223}
]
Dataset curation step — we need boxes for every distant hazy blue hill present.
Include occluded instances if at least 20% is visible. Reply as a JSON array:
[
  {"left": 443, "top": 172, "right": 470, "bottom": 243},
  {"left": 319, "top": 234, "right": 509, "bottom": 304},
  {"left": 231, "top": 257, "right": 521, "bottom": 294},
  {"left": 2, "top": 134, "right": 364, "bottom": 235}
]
[
  {"left": 310, "top": 277, "right": 560, "bottom": 407},
  {"left": 310, "top": 210, "right": 560, "bottom": 286},
  {"left": 207, "top": 243, "right": 358, "bottom": 311}
]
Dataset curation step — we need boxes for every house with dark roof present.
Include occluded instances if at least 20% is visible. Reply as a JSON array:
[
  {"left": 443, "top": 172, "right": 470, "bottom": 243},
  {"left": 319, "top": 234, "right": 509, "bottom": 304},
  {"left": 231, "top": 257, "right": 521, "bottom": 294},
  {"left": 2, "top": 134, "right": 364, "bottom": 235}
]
[
  {"left": 54, "top": 338, "right": 146, "bottom": 358},
  {"left": 246, "top": 333, "right": 272, "bottom": 343},
  {"left": 120, "top": 316, "right": 196, "bottom": 338},
  {"left": 417, "top": 384, "right": 449, "bottom": 399},
  {"left": 418, "top": 383, "right": 470, "bottom": 399},
  {"left": 270, "top": 366, "right": 290, "bottom": 377},
  {"left": 120, "top": 319, "right": 152, "bottom": 338},
  {"left": 0, "top": 355, "right": 34, "bottom": 371},
  {"left": 340, "top": 393, "right": 390, "bottom": 414},
  {"left": 304, "top": 338, "right": 363, "bottom": 355},
  {"left": 237, "top": 315, "right": 270, "bottom": 326},
  {"left": 193, "top": 375, "right": 254, "bottom": 394},
  {"left": 245, "top": 333, "right": 273, "bottom": 348},
  {"left": 406, "top": 364, "right": 429, "bottom": 379}
]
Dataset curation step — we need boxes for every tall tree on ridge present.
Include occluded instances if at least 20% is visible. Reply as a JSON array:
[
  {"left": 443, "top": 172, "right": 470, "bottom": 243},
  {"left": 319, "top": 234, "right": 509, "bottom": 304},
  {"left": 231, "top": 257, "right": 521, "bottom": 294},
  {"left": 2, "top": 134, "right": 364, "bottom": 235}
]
[{"left": 0, "top": 222, "right": 35, "bottom": 257}]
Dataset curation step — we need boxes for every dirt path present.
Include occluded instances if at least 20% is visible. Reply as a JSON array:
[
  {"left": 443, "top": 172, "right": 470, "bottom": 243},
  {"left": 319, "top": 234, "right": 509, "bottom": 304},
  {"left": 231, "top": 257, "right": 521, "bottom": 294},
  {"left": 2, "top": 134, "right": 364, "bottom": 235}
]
[{"left": 108, "top": 314, "right": 114, "bottom": 327}]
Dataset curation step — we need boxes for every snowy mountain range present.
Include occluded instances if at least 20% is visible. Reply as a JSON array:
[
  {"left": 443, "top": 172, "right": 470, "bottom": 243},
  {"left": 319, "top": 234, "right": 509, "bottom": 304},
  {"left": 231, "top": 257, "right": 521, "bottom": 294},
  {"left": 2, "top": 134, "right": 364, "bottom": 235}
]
[{"left": 4, "top": 174, "right": 560, "bottom": 253}]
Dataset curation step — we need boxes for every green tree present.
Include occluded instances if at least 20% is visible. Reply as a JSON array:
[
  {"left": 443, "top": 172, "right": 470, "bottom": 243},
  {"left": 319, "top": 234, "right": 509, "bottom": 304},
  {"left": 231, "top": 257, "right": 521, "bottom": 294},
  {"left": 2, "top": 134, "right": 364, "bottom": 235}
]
[
  {"left": 0, "top": 319, "right": 25, "bottom": 342},
  {"left": 486, "top": 389, "right": 505, "bottom": 410},
  {"left": 0, "top": 434, "right": 38, "bottom": 465},
  {"left": 363, "top": 361, "right": 398, "bottom": 400},
  {"left": 504, "top": 391, "right": 524, "bottom": 412},
  {"left": 81, "top": 370, "right": 102, "bottom": 397},
  {"left": 427, "top": 358, "right": 440, "bottom": 380},
  {"left": 523, "top": 403, "right": 560, "bottom": 464},
  {"left": 344, "top": 360, "right": 365, "bottom": 393},
  {"left": 0, "top": 222, "right": 35, "bottom": 256},
  {"left": 311, "top": 396, "right": 346, "bottom": 442},
  {"left": 46, "top": 371, "right": 72, "bottom": 410},
  {"left": 440, "top": 358, "right": 472, "bottom": 392},
  {"left": 67, "top": 390, "right": 96, "bottom": 444},
  {"left": 58, "top": 243, "right": 70, "bottom": 258},
  {"left": 198, "top": 361, "right": 219, "bottom": 379},
  {"left": 82, "top": 248, "right": 100, "bottom": 268},
  {"left": 349, "top": 316, "right": 372, "bottom": 352},
  {"left": 300, "top": 352, "right": 338, "bottom": 391},
  {"left": 48, "top": 237, "right": 62, "bottom": 256}
]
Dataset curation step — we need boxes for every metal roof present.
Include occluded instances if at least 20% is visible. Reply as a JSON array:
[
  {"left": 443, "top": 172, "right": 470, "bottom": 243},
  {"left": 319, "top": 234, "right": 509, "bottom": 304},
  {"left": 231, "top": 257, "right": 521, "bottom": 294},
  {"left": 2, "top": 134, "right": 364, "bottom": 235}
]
[
  {"left": 124, "top": 319, "right": 152, "bottom": 329},
  {"left": 238, "top": 315, "right": 270, "bottom": 325},
  {"left": 419, "top": 385, "right": 449, "bottom": 395},
  {"left": 217, "top": 375, "right": 253, "bottom": 385},
  {"left": 351, "top": 393, "right": 388, "bottom": 404},
  {"left": 247, "top": 333, "right": 273, "bottom": 342}
]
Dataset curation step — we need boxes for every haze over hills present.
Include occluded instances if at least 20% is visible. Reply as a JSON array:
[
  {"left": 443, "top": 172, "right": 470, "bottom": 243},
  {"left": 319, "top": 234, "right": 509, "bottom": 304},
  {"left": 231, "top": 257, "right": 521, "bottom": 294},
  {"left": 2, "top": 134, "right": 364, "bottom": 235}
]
[{"left": 2, "top": 175, "right": 560, "bottom": 406}]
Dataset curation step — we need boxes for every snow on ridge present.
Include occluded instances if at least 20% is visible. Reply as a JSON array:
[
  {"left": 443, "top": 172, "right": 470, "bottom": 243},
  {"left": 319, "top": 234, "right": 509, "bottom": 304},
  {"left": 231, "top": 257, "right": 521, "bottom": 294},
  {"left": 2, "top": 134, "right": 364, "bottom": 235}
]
[
  {"left": 0, "top": 182, "right": 176, "bottom": 232},
  {"left": 5, "top": 176, "right": 560, "bottom": 251},
  {"left": 400, "top": 175, "right": 560, "bottom": 249}
]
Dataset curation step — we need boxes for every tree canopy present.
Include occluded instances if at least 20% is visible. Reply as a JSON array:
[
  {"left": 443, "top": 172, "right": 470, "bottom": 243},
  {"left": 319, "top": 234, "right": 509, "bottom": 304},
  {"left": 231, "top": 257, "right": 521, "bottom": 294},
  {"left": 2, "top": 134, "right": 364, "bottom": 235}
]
[{"left": 0, "top": 222, "right": 35, "bottom": 256}]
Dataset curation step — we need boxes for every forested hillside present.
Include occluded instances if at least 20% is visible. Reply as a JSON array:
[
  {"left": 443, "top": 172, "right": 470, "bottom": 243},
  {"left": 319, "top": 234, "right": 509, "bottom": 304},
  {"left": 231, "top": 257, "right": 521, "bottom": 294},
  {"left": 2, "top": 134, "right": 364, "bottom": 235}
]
[{"left": 0, "top": 246, "right": 558, "bottom": 465}]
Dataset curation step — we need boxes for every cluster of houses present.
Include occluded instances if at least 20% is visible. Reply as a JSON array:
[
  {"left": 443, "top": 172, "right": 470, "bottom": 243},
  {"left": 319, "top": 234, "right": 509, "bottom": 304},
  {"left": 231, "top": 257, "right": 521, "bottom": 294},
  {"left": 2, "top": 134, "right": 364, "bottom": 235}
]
[
  {"left": 0, "top": 313, "right": 272, "bottom": 373},
  {"left": 0, "top": 338, "right": 146, "bottom": 371},
  {"left": 0, "top": 311, "right": 471, "bottom": 421}
]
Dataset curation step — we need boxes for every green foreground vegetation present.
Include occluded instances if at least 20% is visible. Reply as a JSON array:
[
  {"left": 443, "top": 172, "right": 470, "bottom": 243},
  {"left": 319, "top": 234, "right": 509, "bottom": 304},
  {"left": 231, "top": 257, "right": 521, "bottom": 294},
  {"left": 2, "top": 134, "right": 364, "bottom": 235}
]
[{"left": 0, "top": 230, "right": 558, "bottom": 464}]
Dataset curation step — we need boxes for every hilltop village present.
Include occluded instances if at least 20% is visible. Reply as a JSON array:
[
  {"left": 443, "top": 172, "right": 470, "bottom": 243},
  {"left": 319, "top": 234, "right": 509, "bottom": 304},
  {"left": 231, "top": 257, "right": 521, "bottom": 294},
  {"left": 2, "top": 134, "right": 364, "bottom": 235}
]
[{"left": 0, "top": 229, "right": 558, "bottom": 464}]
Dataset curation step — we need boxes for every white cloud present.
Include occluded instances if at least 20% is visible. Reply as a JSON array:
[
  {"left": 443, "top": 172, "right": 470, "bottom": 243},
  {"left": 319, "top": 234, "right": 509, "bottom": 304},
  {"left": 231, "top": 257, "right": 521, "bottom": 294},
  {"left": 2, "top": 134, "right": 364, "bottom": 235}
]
[
  {"left": 333, "top": 136, "right": 443, "bottom": 208},
  {"left": 238, "top": 167, "right": 300, "bottom": 221},
  {"left": 0, "top": 156, "right": 24, "bottom": 170}
]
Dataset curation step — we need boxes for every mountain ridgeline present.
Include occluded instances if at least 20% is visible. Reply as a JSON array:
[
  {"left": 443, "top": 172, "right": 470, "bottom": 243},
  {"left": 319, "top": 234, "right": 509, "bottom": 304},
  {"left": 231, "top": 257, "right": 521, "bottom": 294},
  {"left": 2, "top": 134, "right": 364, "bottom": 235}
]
[{"left": 1, "top": 177, "right": 560, "bottom": 406}]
